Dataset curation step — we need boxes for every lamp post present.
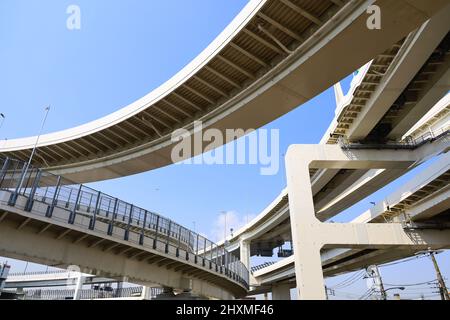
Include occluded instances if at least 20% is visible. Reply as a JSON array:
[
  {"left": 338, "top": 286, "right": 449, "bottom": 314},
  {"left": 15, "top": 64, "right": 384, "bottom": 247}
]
[
  {"left": 9, "top": 106, "right": 50, "bottom": 205},
  {"left": 20, "top": 106, "right": 50, "bottom": 183},
  {"left": 219, "top": 211, "right": 229, "bottom": 274},
  {"left": 224, "top": 213, "right": 227, "bottom": 241},
  {"left": 0, "top": 114, "right": 6, "bottom": 149},
  {"left": 220, "top": 211, "right": 227, "bottom": 242},
  {"left": 385, "top": 287, "right": 405, "bottom": 291},
  {"left": 383, "top": 287, "right": 405, "bottom": 300},
  {"left": 0, "top": 113, "right": 5, "bottom": 130}
]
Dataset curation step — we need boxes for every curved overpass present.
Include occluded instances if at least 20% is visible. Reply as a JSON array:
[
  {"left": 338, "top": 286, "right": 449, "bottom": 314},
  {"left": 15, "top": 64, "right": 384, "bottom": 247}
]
[
  {"left": 0, "top": 157, "right": 248, "bottom": 299},
  {"left": 5, "top": 271, "right": 120, "bottom": 289},
  {"left": 1, "top": 0, "right": 447, "bottom": 183}
]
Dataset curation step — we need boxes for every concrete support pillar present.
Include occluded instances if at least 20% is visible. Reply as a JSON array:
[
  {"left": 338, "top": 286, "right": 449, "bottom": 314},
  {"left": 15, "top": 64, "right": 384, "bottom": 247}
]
[
  {"left": 115, "top": 281, "right": 123, "bottom": 298},
  {"left": 272, "top": 283, "right": 291, "bottom": 300},
  {"left": 154, "top": 286, "right": 176, "bottom": 300},
  {"left": 239, "top": 240, "right": 250, "bottom": 271},
  {"left": 333, "top": 82, "right": 344, "bottom": 107},
  {"left": 73, "top": 273, "right": 85, "bottom": 300},
  {"left": 283, "top": 144, "right": 450, "bottom": 300},
  {"left": 285, "top": 149, "right": 326, "bottom": 300}
]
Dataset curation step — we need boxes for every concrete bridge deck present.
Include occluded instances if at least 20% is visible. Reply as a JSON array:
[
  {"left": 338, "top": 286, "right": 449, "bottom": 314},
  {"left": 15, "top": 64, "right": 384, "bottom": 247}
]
[{"left": 1, "top": 0, "right": 447, "bottom": 183}]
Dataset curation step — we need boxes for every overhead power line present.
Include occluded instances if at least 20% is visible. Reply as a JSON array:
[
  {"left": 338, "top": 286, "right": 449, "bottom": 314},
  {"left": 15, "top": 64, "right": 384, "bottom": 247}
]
[
  {"left": 329, "top": 270, "right": 365, "bottom": 289},
  {"left": 384, "top": 280, "right": 438, "bottom": 287},
  {"left": 379, "top": 255, "right": 424, "bottom": 267}
]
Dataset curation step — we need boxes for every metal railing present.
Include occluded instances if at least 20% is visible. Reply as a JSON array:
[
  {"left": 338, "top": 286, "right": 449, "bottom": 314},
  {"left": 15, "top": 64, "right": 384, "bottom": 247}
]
[
  {"left": 337, "top": 129, "right": 449, "bottom": 150},
  {"left": 0, "top": 156, "right": 249, "bottom": 289},
  {"left": 9, "top": 270, "right": 68, "bottom": 277},
  {"left": 251, "top": 261, "right": 276, "bottom": 273},
  {"left": 22, "top": 286, "right": 162, "bottom": 300}
]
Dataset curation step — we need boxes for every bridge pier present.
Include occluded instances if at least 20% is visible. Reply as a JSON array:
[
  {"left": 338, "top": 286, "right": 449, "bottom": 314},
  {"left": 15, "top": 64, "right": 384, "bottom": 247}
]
[
  {"left": 285, "top": 144, "right": 450, "bottom": 300},
  {"left": 153, "top": 286, "right": 203, "bottom": 300},
  {"left": 153, "top": 286, "right": 176, "bottom": 300},
  {"left": 239, "top": 240, "right": 250, "bottom": 271},
  {"left": 73, "top": 273, "right": 85, "bottom": 300}
]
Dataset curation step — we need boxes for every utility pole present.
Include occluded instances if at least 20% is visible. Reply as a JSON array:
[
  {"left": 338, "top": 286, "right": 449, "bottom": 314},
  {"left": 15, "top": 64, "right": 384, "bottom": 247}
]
[
  {"left": 224, "top": 213, "right": 227, "bottom": 241},
  {"left": 429, "top": 251, "right": 449, "bottom": 300},
  {"left": 220, "top": 211, "right": 227, "bottom": 241},
  {"left": 73, "top": 272, "right": 85, "bottom": 300},
  {"left": 375, "top": 265, "right": 387, "bottom": 300},
  {"left": 367, "top": 265, "right": 386, "bottom": 300}
]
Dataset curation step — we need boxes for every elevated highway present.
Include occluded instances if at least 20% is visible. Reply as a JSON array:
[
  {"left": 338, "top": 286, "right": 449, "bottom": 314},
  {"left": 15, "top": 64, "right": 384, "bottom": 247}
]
[
  {"left": 249, "top": 151, "right": 450, "bottom": 296},
  {"left": 0, "top": 0, "right": 448, "bottom": 301},
  {"left": 214, "top": 80, "right": 450, "bottom": 298},
  {"left": 311, "top": 6, "right": 449, "bottom": 221},
  {"left": 0, "top": 157, "right": 249, "bottom": 299},
  {"left": 219, "top": 127, "right": 449, "bottom": 261},
  {"left": 1, "top": 0, "right": 448, "bottom": 183},
  {"left": 304, "top": 5, "right": 450, "bottom": 222},
  {"left": 404, "top": 93, "right": 450, "bottom": 141},
  {"left": 4, "top": 270, "right": 164, "bottom": 300},
  {"left": 5, "top": 270, "right": 120, "bottom": 289}
]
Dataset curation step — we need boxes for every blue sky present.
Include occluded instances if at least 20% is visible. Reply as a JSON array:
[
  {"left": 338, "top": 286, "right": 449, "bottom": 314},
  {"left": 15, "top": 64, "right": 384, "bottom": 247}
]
[{"left": 0, "top": 0, "right": 448, "bottom": 299}]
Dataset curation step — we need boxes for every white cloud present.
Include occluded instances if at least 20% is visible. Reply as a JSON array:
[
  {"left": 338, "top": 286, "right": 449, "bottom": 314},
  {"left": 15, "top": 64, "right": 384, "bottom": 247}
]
[{"left": 210, "top": 211, "right": 256, "bottom": 242}]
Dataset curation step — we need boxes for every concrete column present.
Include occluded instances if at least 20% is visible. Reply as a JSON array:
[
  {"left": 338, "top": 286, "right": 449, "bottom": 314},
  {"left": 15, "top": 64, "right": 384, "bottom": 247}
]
[
  {"left": 285, "top": 147, "right": 326, "bottom": 300},
  {"left": 141, "top": 286, "right": 152, "bottom": 300},
  {"left": 282, "top": 144, "right": 450, "bottom": 300},
  {"left": 239, "top": 240, "right": 250, "bottom": 271},
  {"left": 73, "top": 273, "right": 85, "bottom": 300},
  {"left": 272, "top": 283, "right": 291, "bottom": 300},
  {"left": 154, "top": 286, "right": 176, "bottom": 300},
  {"left": 333, "top": 82, "right": 344, "bottom": 106}
]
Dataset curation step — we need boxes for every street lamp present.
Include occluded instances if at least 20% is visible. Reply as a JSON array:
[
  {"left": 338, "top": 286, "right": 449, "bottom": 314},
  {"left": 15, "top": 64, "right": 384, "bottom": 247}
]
[
  {"left": 385, "top": 287, "right": 405, "bottom": 292},
  {"left": 220, "top": 211, "right": 227, "bottom": 242},
  {"left": 384, "top": 287, "right": 405, "bottom": 300},
  {"left": 0, "top": 113, "right": 5, "bottom": 130},
  {"left": 219, "top": 211, "right": 229, "bottom": 275},
  {"left": 9, "top": 106, "right": 50, "bottom": 205},
  {"left": 0, "top": 114, "right": 6, "bottom": 148}
]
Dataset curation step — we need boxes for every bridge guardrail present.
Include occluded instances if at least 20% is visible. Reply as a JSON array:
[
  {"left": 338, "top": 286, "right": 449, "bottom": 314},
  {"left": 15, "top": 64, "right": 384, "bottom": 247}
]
[
  {"left": 337, "top": 128, "right": 449, "bottom": 149},
  {"left": 22, "top": 286, "right": 161, "bottom": 300},
  {"left": 0, "top": 156, "right": 249, "bottom": 290}
]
